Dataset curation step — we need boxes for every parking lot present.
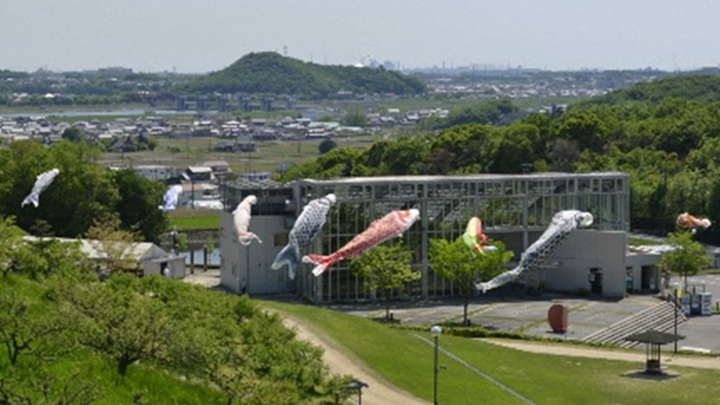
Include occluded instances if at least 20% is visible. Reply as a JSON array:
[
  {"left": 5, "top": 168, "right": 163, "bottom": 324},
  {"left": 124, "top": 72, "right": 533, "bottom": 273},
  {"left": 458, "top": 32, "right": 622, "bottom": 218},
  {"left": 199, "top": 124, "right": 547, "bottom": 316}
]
[
  {"left": 185, "top": 270, "right": 720, "bottom": 354},
  {"left": 329, "top": 274, "right": 720, "bottom": 354}
]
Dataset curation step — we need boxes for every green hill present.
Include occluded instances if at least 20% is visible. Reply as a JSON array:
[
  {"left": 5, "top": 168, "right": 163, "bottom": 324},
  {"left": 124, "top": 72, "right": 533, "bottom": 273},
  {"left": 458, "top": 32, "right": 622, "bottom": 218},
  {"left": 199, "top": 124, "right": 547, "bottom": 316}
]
[
  {"left": 0, "top": 226, "right": 348, "bottom": 405},
  {"left": 574, "top": 74, "right": 720, "bottom": 107},
  {"left": 182, "top": 52, "right": 426, "bottom": 98}
]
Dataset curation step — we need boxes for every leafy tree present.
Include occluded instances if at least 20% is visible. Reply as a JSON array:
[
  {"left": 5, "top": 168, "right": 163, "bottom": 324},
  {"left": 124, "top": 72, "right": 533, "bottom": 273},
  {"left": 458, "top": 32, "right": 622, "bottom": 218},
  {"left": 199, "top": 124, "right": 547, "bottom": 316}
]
[
  {"left": 0, "top": 286, "right": 75, "bottom": 366},
  {"left": 0, "top": 368, "right": 99, "bottom": 405},
  {"left": 14, "top": 237, "right": 94, "bottom": 281},
  {"left": 59, "top": 274, "right": 177, "bottom": 375},
  {"left": 491, "top": 123, "right": 540, "bottom": 173},
  {"left": 0, "top": 141, "right": 120, "bottom": 238},
  {"left": 350, "top": 244, "right": 420, "bottom": 321},
  {"left": 547, "top": 138, "right": 580, "bottom": 172},
  {"left": 84, "top": 216, "right": 141, "bottom": 275},
  {"left": 112, "top": 169, "right": 169, "bottom": 243},
  {"left": 341, "top": 110, "right": 368, "bottom": 127},
  {"left": 556, "top": 110, "right": 608, "bottom": 153},
  {"left": 420, "top": 99, "right": 518, "bottom": 130},
  {"left": 61, "top": 127, "right": 85, "bottom": 143},
  {"left": 430, "top": 124, "right": 495, "bottom": 173},
  {"left": 429, "top": 237, "right": 513, "bottom": 325},
  {"left": 660, "top": 231, "right": 711, "bottom": 289},
  {"left": 0, "top": 217, "right": 26, "bottom": 278},
  {"left": 380, "top": 135, "right": 431, "bottom": 175},
  {"left": 318, "top": 138, "right": 338, "bottom": 155}
]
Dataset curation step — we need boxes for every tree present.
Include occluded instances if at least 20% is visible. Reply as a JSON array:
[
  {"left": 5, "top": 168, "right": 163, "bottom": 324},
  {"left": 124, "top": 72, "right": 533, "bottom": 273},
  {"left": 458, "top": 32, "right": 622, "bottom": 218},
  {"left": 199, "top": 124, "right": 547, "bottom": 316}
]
[
  {"left": 14, "top": 237, "right": 94, "bottom": 281},
  {"left": 318, "top": 138, "right": 338, "bottom": 155},
  {"left": 556, "top": 110, "right": 608, "bottom": 153},
  {"left": 59, "top": 274, "right": 177, "bottom": 375},
  {"left": 0, "top": 287, "right": 75, "bottom": 366},
  {"left": 341, "top": 110, "right": 368, "bottom": 127},
  {"left": 0, "top": 217, "right": 26, "bottom": 278},
  {"left": 350, "top": 244, "right": 420, "bottom": 321},
  {"left": 491, "top": 123, "right": 539, "bottom": 173},
  {"left": 0, "top": 140, "right": 120, "bottom": 238},
  {"left": 0, "top": 369, "right": 99, "bottom": 405},
  {"left": 429, "top": 237, "right": 513, "bottom": 325},
  {"left": 660, "top": 230, "right": 711, "bottom": 289},
  {"left": 61, "top": 127, "right": 85, "bottom": 143},
  {"left": 84, "top": 216, "right": 141, "bottom": 275},
  {"left": 112, "top": 169, "right": 169, "bottom": 243}
]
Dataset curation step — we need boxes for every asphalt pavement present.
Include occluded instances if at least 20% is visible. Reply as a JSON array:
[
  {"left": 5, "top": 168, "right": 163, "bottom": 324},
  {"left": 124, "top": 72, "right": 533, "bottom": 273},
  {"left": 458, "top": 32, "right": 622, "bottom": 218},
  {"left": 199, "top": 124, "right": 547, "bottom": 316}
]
[{"left": 183, "top": 270, "right": 720, "bottom": 354}]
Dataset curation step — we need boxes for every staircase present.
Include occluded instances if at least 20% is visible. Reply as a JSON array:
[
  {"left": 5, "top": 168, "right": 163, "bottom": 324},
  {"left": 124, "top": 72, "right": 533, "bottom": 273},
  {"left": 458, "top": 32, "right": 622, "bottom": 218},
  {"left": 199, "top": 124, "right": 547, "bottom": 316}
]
[{"left": 581, "top": 299, "right": 686, "bottom": 348}]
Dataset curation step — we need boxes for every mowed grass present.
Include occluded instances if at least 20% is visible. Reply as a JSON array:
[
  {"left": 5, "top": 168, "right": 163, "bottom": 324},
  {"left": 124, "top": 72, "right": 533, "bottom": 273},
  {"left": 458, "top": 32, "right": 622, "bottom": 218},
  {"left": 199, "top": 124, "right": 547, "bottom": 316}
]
[
  {"left": 259, "top": 299, "right": 720, "bottom": 405},
  {"left": 168, "top": 208, "right": 220, "bottom": 230}
]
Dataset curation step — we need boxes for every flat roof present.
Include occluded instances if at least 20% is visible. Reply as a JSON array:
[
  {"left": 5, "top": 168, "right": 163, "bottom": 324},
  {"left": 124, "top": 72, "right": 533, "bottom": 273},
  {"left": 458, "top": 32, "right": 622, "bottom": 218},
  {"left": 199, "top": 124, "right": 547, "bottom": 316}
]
[{"left": 300, "top": 172, "right": 629, "bottom": 186}]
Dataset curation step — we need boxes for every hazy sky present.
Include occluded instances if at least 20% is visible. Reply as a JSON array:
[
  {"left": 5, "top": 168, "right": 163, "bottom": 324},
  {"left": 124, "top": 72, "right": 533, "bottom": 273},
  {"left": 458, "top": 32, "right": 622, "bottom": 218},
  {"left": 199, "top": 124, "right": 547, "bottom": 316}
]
[{"left": 3, "top": 0, "right": 719, "bottom": 73}]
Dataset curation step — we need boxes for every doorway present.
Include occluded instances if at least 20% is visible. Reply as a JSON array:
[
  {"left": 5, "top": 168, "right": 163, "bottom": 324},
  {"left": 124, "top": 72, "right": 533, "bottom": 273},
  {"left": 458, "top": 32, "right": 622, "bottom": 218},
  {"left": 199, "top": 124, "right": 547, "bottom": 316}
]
[{"left": 589, "top": 268, "right": 603, "bottom": 295}]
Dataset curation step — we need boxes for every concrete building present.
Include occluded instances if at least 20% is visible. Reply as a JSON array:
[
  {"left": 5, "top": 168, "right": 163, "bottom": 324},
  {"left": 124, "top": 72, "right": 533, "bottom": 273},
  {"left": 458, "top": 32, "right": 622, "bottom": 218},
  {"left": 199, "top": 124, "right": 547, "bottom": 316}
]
[{"left": 218, "top": 172, "right": 661, "bottom": 302}]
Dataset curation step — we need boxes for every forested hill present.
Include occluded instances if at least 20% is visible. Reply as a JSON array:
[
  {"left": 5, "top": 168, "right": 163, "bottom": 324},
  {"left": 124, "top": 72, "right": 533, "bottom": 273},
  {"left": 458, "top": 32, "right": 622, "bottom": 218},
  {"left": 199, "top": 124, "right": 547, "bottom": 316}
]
[
  {"left": 182, "top": 52, "right": 426, "bottom": 98},
  {"left": 278, "top": 73, "right": 720, "bottom": 243},
  {"left": 573, "top": 74, "right": 720, "bottom": 108}
]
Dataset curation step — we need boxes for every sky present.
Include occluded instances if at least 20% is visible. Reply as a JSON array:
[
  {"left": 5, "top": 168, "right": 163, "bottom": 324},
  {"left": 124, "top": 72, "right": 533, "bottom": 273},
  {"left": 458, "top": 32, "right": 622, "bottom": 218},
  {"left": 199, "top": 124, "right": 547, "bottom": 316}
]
[{"left": 2, "top": 0, "right": 720, "bottom": 74}]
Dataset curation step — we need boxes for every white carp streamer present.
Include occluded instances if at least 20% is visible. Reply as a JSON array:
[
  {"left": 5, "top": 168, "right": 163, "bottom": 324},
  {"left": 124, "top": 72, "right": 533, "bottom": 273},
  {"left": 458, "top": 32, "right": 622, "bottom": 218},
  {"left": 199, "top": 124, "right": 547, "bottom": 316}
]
[
  {"left": 21, "top": 168, "right": 60, "bottom": 208},
  {"left": 233, "top": 195, "right": 262, "bottom": 245},
  {"left": 476, "top": 210, "right": 593, "bottom": 293}
]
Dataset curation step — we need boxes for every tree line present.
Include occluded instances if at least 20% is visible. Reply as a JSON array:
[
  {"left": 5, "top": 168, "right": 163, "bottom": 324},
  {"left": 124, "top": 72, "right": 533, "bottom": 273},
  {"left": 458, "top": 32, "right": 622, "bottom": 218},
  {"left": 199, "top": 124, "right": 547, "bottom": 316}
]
[{"left": 279, "top": 75, "right": 720, "bottom": 244}]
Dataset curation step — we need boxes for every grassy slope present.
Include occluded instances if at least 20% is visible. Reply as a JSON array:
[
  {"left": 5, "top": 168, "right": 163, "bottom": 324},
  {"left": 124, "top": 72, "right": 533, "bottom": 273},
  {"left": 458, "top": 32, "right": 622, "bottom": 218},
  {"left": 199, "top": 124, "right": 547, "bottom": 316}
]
[
  {"left": 1, "top": 274, "right": 224, "bottom": 404},
  {"left": 259, "top": 299, "right": 720, "bottom": 405}
]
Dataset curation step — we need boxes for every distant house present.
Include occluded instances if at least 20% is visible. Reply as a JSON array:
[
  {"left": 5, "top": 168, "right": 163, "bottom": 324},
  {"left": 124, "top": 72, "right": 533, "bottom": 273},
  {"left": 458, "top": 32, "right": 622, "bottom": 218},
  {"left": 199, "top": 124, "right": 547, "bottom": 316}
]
[
  {"left": 182, "top": 166, "right": 215, "bottom": 183},
  {"left": 235, "top": 142, "right": 256, "bottom": 152},
  {"left": 201, "top": 160, "right": 232, "bottom": 179},
  {"left": 23, "top": 236, "right": 186, "bottom": 279},
  {"left": 177, "top": 182, "right": 220, "bottom": 208}
]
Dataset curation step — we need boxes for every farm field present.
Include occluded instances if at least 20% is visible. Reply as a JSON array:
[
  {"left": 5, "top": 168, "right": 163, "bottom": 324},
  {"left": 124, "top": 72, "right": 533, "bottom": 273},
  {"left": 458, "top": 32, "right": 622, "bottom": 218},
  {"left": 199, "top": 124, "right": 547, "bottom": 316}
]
[{"left": 101, "top": 134, "right": 378, "bottom": 175}]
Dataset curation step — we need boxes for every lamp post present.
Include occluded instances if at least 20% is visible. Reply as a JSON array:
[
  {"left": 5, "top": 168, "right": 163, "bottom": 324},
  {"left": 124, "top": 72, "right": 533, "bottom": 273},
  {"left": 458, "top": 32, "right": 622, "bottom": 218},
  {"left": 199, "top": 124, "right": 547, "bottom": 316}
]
[
  {"left": 431, "top": 325, "right": 442, "bottom": 405},
  {"left": 673, "top": 282, "right": 681, "bottom": 354}
]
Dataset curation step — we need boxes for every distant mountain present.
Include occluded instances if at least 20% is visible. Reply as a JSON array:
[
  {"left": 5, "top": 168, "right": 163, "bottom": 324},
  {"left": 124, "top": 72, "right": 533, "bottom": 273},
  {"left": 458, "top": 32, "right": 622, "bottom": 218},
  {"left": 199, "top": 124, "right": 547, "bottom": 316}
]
[{"left": 181, "top": 52, "right": 426, "bottom": 98}]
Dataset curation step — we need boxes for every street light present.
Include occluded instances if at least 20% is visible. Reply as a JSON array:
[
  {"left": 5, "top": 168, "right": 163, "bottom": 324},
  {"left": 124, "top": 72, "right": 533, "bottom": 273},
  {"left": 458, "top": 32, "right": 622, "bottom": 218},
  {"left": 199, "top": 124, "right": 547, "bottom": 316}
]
[
  {"left": 672, "top": 282, "right": 682, "bottom": 354},
  {"left": 431, "top": 325, "right": 442, "bottom": 405}
]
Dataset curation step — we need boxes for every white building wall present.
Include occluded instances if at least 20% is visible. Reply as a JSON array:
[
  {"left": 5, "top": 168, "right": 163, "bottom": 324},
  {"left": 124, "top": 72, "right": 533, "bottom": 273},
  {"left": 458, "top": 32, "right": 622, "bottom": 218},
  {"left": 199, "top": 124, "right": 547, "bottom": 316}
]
[
  {"left": 220, "top": 212, "right": 293, "bottom": 295},
  {"left": 626, "top": 252, "right": 662, "bottom": 292},
  {"left": 543, "top": 230, "right": 628, "bottom": 298}
]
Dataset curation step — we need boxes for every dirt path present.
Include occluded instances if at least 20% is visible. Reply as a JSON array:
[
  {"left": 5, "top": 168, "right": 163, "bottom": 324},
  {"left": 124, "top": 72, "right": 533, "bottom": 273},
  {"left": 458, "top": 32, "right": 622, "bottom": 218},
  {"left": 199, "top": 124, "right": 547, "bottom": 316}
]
[
  {"left": 482, "top": 338, "right": 720, "bottom": 370},
  {"left": 281, "top": 316, "right": 431, "bottom": 405}
]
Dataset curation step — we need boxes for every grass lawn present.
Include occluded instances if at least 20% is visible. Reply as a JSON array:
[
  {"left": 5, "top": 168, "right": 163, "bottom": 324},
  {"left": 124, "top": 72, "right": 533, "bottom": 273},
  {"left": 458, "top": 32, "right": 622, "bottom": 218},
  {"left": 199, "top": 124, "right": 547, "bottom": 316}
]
[
  {"left": 168, "top": 208, "right": 220, "bottom": 230},
  {"left": 259, "top": 299, "right": 720, "bottom": 405}
]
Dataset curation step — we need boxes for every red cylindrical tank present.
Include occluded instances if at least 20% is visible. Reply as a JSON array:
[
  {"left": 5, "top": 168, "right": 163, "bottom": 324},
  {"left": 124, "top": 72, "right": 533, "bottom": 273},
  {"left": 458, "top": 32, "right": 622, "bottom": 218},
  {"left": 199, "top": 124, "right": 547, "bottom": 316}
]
[{"left": 548, "top": 304, "right": 568, "bottom": 333}]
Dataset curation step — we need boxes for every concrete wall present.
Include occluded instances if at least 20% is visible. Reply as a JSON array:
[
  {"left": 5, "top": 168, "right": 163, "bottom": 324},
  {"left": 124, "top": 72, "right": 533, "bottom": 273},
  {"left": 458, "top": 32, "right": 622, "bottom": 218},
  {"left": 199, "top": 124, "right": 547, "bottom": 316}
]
[
  {"left": 219, "top": 211, "right": 294, "bottom": 295},
  {"left": 142, "top": 257, "right": 186, "bottom": 279},
  {"left": 543, "top": 230, "right": 628, "bottom": 298},
  {"left": 626, "top": 252, "right": 662, "bottom": 292}
]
